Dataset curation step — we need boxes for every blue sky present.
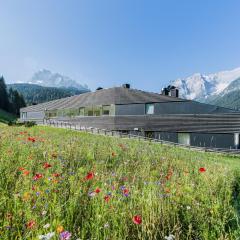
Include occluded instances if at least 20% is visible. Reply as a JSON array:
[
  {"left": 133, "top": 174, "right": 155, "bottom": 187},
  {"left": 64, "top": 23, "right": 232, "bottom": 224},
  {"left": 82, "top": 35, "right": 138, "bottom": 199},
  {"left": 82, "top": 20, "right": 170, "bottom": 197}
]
[{"left": 0, "top": 0, "right": 240, "bottom": 92}]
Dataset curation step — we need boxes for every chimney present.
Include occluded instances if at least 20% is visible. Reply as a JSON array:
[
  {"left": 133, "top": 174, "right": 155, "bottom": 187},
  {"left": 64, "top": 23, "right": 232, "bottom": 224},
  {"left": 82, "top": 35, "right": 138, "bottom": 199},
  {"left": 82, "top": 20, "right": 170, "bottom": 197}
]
[
  {"left": 161, "top": 85, "right": 179, "bottom": 97},
  {"left": 161, "top": 87, "right": 169, "bottom": 96},
  {"left": 122, "top": 83, "right": 130, "bottom": 89},
  {"left": 170, "top": 88, "right": 179, "bottom": 98}
]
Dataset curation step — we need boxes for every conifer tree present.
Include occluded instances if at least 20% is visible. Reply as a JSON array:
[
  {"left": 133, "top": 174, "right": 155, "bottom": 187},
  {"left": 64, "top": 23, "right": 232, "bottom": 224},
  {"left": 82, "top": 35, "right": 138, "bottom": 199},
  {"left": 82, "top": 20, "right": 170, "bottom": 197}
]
[
  {"left": 0, "top": 76, "right": 9, "bottom": 111},
  {"left": 8, "top": 88, "right": 26, "bottom": 115}
]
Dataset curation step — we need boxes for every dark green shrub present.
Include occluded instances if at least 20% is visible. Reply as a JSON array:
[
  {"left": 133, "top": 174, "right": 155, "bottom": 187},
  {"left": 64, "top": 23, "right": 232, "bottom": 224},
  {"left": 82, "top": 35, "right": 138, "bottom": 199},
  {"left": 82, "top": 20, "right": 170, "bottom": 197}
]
[{"left": 24, "top": 121, "right": 36, "bottom": 127}]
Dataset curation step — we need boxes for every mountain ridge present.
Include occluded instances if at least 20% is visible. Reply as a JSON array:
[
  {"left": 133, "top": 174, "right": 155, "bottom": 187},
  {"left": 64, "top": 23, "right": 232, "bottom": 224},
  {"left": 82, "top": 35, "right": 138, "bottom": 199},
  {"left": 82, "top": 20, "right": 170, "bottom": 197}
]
[
  {"left": 171, "top": 67, "right": 240, "bottom": 108},
  {"left": 26, "top": 69, "right": 90, "bottom": 92}
]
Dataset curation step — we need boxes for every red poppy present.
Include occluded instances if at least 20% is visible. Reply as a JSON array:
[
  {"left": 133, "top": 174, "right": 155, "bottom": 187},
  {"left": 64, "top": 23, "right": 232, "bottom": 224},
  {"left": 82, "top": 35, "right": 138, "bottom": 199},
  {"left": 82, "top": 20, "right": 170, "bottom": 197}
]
[
  {"left": 199, "top": 167, "right": 206, "bottom": 173},
  {"left": 85, "top": 172, "right": 94, "bottom": 180},
  {"left": 43, "top": 163, "right": 52, "bottom": 169},
  {"left": 18, "top": 167, "right": 25, "bottom": 171},
  {"left": 165, "top": 174, "right": 172, "bottom": 180},
  {"left": 123, "top": 189, "right": 129, "bottom": 195},
  {"left": 23, "top": 170, "right": 30, "bottom": 176},
  {"left": 33, "top": 173, "right": 43, "bottom": 180},
  {"left": 104, "top": 195, "right": 110, "bottom": 202},
  {"left": 27, "top": 137, "right": 36, "bottom": 143},
  {"left": 132, "top": 215, "right": 142, "bottom": 225},
  {"left": 119, "top": 143, "right": 126, "bottom": 150},
  {"left": 95, "top": 188, "right": 101, "bottom": 193},
  {"left": 53, "top": 173, "right": 60, "bottom": 177},
  {"left": 26, "top": 220, "right": 36, "bottom": 229},
  {"left": 166, "top": 168, "right": 173, "bottom": 180}
]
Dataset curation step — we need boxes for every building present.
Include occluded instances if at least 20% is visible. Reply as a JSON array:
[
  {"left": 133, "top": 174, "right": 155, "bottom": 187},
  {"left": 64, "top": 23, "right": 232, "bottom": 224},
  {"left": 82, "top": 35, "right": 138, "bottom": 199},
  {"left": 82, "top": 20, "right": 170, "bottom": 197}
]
[{"left": 20, "top": 84, "right": 240, "bottom": 149}]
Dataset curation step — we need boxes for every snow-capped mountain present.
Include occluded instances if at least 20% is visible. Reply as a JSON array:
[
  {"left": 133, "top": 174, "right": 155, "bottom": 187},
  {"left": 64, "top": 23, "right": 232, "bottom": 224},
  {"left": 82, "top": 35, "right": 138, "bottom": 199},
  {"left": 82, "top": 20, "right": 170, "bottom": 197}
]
[
  {"left": 28, "top": 69, "right": 90, "bottom": 92},
  {"left": 171, "top": 67, "right": 240, "bottom": 102}
]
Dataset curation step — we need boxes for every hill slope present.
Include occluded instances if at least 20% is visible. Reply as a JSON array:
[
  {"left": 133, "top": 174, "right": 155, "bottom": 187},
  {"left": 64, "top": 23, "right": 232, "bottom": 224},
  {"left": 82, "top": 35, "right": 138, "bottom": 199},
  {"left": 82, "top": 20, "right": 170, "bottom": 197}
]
[
  {"left": 0, "top": 125, "right": 239, "bottom": 239},
  {"left": 7, "top": 83, "right": 89, "bottom": 105}
]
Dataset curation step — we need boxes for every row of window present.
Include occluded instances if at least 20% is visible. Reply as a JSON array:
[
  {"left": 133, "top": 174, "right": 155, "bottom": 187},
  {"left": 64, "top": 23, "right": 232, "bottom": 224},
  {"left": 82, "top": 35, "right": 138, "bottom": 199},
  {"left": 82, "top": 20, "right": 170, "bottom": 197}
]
[
  {"left": 21, "top": 103, "right": 155, "bottom": 119},
  {"left": 45, "top": 105, "right": 115, "bottom": 118}
]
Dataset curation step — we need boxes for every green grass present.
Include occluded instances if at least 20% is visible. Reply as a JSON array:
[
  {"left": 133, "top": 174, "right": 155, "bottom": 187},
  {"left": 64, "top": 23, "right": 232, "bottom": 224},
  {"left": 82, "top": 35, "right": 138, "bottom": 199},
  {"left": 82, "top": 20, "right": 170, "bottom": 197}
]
[
  {"left": 0, "top": 109, "right": 17, "bottom": 123},
  {"left": 0, "top": 125, "right": 239, "bottom": 239}
]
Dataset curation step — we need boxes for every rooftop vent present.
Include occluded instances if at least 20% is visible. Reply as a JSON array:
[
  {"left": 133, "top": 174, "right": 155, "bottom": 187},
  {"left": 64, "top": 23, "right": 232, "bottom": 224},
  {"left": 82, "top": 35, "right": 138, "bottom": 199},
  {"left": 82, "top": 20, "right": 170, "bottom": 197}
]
[
  {"left": 96, "top": 87, "right": 103, "bottom": 91},
  {"left": 161, "top": 85, "right": 179, "bottom": 98},
  {"left": 122, "top": 83, "right": 130, "bottom": 89},
  {"left": 161, "top": 88, "right": 169, "bottom": 96}
]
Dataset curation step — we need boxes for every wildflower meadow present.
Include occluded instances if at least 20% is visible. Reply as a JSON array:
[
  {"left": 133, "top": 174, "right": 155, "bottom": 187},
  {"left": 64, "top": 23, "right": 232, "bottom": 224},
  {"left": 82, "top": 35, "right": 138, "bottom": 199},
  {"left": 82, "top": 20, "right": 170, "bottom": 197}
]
[{"left": 0, "top": 124, "right": 240, "bottom": 239}]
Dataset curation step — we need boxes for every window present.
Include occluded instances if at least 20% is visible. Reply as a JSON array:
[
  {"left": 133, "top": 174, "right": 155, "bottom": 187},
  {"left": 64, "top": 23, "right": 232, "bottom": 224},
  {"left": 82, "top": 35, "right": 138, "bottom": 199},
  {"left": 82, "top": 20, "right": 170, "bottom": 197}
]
[
  {"left": 87, "top": 110, "right": 93, "bottom": 116},
  {"left": 79, "top": 107, "right": 85, "bottom": 116},
  {"left": 92, "top": 106, "right": 101, "bottom": 116},
  {"left": 102, "top": 105, "right": 111, "bottom": 115},
  {"left": 68, "top": 108, "right": 78, "bottom": 117},
  {"left": 234, "top": 133, "right": 239, "bottom": 148},
  {"left": 21, "top": 112, "right": 27, "bottom": 119},
  {"left": 57, "top": 110, "right": 64, "bottom": 117},
  {"left": 84, "top": 106, "right": 93, "bottom": 116},
  {"left": 178, "top": 133, "right": 190, "bottom": 145},
  {"left": 145, "top": 103, "right": 154, "bottom": 115},
  {"left": 49, "top": 111, "right": 57, "bottom": 118}
]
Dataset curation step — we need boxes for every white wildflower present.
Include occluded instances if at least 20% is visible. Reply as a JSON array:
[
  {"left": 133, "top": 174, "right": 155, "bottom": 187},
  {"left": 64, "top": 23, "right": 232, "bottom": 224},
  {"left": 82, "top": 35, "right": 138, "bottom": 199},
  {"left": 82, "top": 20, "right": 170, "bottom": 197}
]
[
  {"left": 104, "top": 222, "right": 109, "bottom": 228},
  {"left": 38, "top": 232, "right": 55, "bottom": 240},
  {"left": 42, "top": 210, "right": 47, "bottom": 216},
  {"left": 43, "top": 223, "right": 50, "bottom": 229},
  {"left": 164, "top": 234, "right": 175, "bottom": 240}
]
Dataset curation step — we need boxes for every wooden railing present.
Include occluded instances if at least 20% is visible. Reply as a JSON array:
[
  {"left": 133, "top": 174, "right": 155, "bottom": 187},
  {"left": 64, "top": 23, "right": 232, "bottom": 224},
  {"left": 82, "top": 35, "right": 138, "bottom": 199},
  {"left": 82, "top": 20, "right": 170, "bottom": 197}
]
[{"left": 42, "top": 119, "right": 240, "bottom": 155}]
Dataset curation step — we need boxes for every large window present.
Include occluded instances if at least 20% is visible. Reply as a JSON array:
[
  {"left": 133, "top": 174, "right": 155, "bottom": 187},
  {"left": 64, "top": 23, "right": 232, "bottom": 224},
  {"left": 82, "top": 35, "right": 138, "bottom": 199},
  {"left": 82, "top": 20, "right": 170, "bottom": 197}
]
[
  {"left": 85, "top": 106, "right": 93, "bottom": 116},
  {"left": 145, "top": 103, "right": 154, "bottom": 115},
  {"left": 21, "top": 112, "right": 27, "bottom": 119},
  {"left": 102, "top": 105, "right": 111, "bottom": 115},
  {"left": 79, "top": 107, "right": 85, "bottom": 116},
  {"left": 46, "top": 110, "right": 57, "bottom": 118},
  {"left": 178, "top": 133, "right": 190, "bottom": 145}
]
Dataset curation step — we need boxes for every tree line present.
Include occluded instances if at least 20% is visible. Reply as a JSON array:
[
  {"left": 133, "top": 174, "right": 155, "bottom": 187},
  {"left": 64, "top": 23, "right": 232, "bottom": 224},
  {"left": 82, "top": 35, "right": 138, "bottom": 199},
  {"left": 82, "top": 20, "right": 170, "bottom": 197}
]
[
  {"left": 8, "top": 83, "right": 85, "bottom": 105},
  {"left": 0, "top": 76, "right": 26, "bottom": 116}
]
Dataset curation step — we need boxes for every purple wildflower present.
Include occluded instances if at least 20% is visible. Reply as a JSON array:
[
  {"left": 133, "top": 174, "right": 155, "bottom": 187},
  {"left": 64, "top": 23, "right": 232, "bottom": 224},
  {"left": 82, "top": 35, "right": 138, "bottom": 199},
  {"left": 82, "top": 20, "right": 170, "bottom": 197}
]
[{"left": 60, "top": 231, "right": 71, "bottom": 240}]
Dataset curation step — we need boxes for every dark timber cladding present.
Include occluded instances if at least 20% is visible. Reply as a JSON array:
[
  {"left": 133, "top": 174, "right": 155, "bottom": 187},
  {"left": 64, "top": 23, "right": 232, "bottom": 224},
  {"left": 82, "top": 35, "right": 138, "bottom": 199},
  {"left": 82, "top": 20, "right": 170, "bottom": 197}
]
[
  {"left": 20, "top": 86, "right": 240, "bottom": 149},
  {"left": 57, "top": 114, "right": 240, "bottom": 133},
  {"left": 114, "top": 114, "right": 240, "bottom": 133}
]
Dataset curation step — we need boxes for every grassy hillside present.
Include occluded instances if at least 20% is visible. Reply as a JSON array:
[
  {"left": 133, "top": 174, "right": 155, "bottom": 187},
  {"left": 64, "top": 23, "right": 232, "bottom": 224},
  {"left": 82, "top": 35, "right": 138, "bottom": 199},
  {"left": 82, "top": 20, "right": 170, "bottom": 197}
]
[
  {"left": 0, "top": 109, "right": 17, "bottom": 123},
  {"left": 0, "top": 125, "right": 239, "bottom": 239}
]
